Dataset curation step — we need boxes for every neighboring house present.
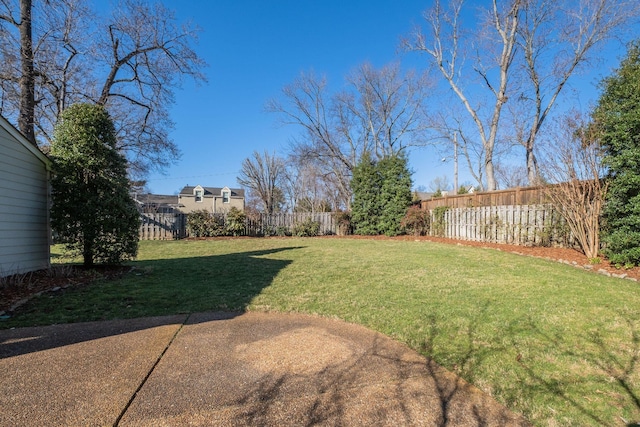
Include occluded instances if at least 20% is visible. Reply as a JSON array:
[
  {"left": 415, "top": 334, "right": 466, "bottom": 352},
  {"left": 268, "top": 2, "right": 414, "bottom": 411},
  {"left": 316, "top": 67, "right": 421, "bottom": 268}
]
[
  {"left": 0, "top": 115, "right": 51, "bottom": 277},
  {"left": 413, "top": 191, "right": 434, "bottom": 201},
  {"left": 134, "top": 193, "right": 181, "bottom": 213},
  {"left": 178, "top": 185, "right": 245, "bottom": 213}
]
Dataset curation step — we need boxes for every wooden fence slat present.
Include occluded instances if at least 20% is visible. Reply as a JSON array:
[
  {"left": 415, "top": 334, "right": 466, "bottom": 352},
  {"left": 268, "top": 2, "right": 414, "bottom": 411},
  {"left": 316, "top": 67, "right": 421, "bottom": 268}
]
[
  {"left": 425, "top": 204, "right": 575, "bottom": 248},
  {"left": 140, "top": 211, "right": 339, "bottom": 240},
  {"left": 139, "top": 207, "right": 575, "bottom": 249},
  {"left": 420, "top": 186, "right": 550, "bottom": 210}
]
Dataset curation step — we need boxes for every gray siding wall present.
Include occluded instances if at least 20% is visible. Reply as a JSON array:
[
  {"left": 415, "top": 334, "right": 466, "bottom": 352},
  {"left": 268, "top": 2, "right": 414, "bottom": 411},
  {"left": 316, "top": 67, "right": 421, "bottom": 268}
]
[{"left": 0, "top": 124, "right": 50, "bottom": 276}]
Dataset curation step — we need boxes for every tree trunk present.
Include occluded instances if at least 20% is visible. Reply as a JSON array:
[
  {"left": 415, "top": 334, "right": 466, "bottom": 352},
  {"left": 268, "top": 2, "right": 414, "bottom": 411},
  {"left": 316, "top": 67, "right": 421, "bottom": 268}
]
[
  {"left": 82, "top": 241, "right": 94, "bottom": 267},
  {"left": 485, "top": 158, "right": 497, "bottom": 191},
  {"left": 18, "top": 0, "right": 35, "bottom": 144},
  {"left": 526, "top": 142, "right": 539, "bottom": 185}
]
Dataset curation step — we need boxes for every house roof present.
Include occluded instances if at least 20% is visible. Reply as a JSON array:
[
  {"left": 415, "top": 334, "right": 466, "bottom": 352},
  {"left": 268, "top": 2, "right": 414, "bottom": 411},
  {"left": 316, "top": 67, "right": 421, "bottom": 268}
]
[
  {"left": 135, "top": 194, "right": 180, "bottom": 206},
  {"left": 0, "top": 114, "right": 51, "bottom": 169},
  {"left": 179, "top": 186, "right": 245, "bottom": 198},
  {"left": 413, "top": 191, "right": 434, "bottom": 201}
]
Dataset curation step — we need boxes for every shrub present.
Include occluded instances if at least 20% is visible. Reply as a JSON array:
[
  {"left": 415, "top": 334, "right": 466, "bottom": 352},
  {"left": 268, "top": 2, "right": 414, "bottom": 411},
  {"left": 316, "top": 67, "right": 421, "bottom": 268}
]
[
  {"left": 293, "top": 219, "right": 321, "bottom": 237},
  {"left": 334, "top": 211, "right": 352, "bottom": 235},
  {"left": 276, "top": 226, "right": 292, "bottom": 237},
  {"left": 351, "top": 152, "right": 382, "bottom": 235},
  {"left": 225, "top": 207, "right": 247, "bottom": 236},
  {"left": 401, "top": 205, "right": 430, "bottom": 236},
  {"left": 378, "top": 154, "right": 413, "bottom": 236},
  {"left": 187, "top": 210, "right": 224, "bottom": 237},
  {"left": 351, "top": 152, "right": 412, "bottom": 236}
]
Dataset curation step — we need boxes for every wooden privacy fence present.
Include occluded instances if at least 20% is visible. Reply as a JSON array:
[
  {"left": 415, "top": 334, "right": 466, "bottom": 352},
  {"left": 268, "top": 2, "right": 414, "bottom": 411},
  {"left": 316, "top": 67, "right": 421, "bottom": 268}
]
[
  {"left": 139, "top": 213, "right": 187, "bottom": 240},
  {"left": 140, "top": 206, "right": 573, "bottom": 247},
  {"left": 421, "top": 186, "right": 549, "bottom": 210},
  {"left": 139, "top": 212, "right": 337, "bottom": 240},
  {"left": 429, "top": 204, "right": 574, "bottom": 247},
  {"left": 247, "top": 212, "right": 337, "bottom": 236}
]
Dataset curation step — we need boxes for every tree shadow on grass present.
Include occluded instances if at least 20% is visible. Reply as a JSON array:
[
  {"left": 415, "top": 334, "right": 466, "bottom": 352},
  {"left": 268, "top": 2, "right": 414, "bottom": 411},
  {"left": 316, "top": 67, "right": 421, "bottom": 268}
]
[
  {"left": 414, "top": 302, "right": 640, "bottom": 426},
  {"left": 0, "top": 246, "right": 303, "bottom": 357},
  {"left": 507, "top": 312, "right": 640, "bottom": 426}
]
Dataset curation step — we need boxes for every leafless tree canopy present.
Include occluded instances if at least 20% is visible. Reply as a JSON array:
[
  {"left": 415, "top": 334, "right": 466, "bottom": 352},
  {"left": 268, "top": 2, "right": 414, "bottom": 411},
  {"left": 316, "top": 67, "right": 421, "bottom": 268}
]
[
  {"left": 407, "top": 0, "right": 520, "bottom": 191},
  {"left": 281, "top": 157, "right": 336, "bottom": 213},
  {"left": 237, "top": 151, "right": 285, "bottom": 215},
  {"left": 428, "top": 175, "right": 452, "bottom": 193},
  {"left": 407, "top": 0, "right": 640, "bottom": 190},
  {"left": 0, "top": 0, "right": 207, "bottom": 176},
  {"left": 494, "top": 162, "right": 528, "bottom": 189},
  {"left": 513, "top": 0, "right": 639, "bottom": 184},
  {"left": 268, "top": 62, "right": 429, "bottom": 208}
]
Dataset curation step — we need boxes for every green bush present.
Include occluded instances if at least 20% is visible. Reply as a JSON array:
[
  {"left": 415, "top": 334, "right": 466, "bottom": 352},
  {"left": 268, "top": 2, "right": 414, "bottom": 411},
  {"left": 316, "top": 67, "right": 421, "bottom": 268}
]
[
  {"left": 401, "top": 205, "right": 430, "bottom": 236},
  {"left": 334, "top": 211, "right": 352, "bottom": 235},
  {"left": 187, "top": 210, "right": 224, "bottom": 237},
  {"left": 351, "top": 152, "right": 412, "bottom": 236},
  {"left": 225, "top": 207, "right": 246, "bottom": 236},
  {"left": 378, "top": 154, "right": 413, "bottom": 236},
  {"left": 293, "top": 219, "right": 321, "bottom": 237},
  {"left": 351, "top": 152, "right": 382, "bottom": 235},
  {"left": 276, "top": 226, "right": 292, "bottom": 237}
]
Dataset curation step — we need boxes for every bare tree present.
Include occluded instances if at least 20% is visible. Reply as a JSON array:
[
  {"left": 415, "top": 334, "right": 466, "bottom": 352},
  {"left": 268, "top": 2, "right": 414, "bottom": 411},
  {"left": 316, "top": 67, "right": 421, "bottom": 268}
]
[
  {"left": 282, "top": 157, "right": 335, "bottom": 213},
  {"left": 0, "top": 0, "right": 206, "bottom": 175},
  {"left": 539, "top": 111, "right": 607, "bottom": 259},
  {"left": 428, "top": 175, "right": 451, "bottom": 193},
  {"left": 268, "top": 71, "right": 353, "bottom": 209},
  {"left": 408, "top": 0, "right": 640, "bottom": 190},
  {"left": 339, "top": 62, "right": 429, "bottom": 159},
  {"left": 514, "top": 0, "right": 640, "bottom": 184},
  {"left": 494, "top": 162, "right": 528, "bottom": 189},
  {"left": 407, "top": 0, "right": 521, "bottom": 191},
  {"left": 268, "top": 63, "right": 428, "bottom": 208},
  {"left": 237, "top": 151, "right": 285, "bottom": 215}
]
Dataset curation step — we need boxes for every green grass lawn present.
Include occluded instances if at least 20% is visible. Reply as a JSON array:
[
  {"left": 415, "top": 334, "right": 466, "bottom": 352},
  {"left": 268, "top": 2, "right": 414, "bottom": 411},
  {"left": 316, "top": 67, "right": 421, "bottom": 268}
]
[{"left": 4, "top": 237, "right": 640, "bottom": 426}]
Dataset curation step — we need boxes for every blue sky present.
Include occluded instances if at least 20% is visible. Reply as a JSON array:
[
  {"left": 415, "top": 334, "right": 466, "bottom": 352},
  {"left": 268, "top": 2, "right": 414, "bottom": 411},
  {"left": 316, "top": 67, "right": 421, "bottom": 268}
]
[{"left": 145, "top": 1, "right": 629, "bottom": 195}]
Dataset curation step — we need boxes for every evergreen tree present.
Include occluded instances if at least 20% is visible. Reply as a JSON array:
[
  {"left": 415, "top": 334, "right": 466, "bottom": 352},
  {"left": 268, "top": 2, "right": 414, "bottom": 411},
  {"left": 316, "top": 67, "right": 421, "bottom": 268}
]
[
  {"left": 378, "top": 154, "right": 413, "bottom": 236},
  {"left": 351, "top": 152, "right": 413, "bottom": 235},
  {"left": 351, "top": 152, "right": 382, "bottom": 235},
  {"left": 593, "top": 41, "right": 640, "bottom": 266},
  {"left": 50, "top": 104, "right": 140, "bottom": 266}
]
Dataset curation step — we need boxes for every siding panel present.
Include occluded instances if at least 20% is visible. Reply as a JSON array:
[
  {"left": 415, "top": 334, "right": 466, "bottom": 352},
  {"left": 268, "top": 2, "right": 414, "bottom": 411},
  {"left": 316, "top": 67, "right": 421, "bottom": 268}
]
[{"left": 0, "top": 119, "right": 51, "bottom": 276}]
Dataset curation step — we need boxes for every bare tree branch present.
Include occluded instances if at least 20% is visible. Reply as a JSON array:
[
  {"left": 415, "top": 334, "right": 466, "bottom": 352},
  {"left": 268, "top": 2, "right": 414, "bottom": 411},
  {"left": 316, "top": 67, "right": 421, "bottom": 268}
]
[
  {"left": 237, "top": 151, "right": 285, "bottom": 214},
  {"left": 268, "top": 63, "right": 428, "bottom": 208},
  {"left": 539, "top": 111, "right": 607, "bottom": 258},
  {"left": 407, "top": 0, "right": 521, "bottom": 191},
  {"left": 510, "top": 0, "right": 639, "bottom": 184},
  {"left": 0, "top": 0, "right": 207, "bottom": 176}
]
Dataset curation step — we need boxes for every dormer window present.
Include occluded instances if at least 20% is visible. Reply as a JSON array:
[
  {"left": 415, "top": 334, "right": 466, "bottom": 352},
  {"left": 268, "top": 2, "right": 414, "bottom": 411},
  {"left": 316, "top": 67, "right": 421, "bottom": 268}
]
[
  {"left": 193, "top": 185, "right": 204, "bottom": 202},
  {"left": 222, "top": 190, "right": 230, "bottom": 203}
]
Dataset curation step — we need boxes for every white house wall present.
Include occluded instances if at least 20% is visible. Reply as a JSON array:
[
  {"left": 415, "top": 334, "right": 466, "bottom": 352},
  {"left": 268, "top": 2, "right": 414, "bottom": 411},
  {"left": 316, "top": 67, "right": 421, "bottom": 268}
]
[{"left": 0, "top": 120, "right": 50, "bottom": 276}]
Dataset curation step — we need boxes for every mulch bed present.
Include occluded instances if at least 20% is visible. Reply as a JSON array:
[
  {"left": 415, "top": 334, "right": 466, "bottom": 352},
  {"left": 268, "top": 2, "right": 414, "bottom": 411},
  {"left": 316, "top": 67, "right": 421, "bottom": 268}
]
[{"left": 0, "top": 265, "right": 130, "bottom": 314}]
